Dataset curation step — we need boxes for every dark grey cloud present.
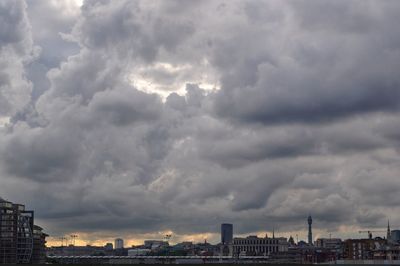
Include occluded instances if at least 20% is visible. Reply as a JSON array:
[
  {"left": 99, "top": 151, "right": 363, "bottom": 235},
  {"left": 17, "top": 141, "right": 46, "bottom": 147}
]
[
  {"left": 213, "top": 1, "right": 400, "bottom": 124},
  {"left": 88, "top": 85, "right": 162, "bottom": 126},
  {"left": 1, "top": 0, "right": 400, "bottom": 244},
  {"left": 1, "top": 125, "right": 81, "bottom": 182},
  {"left": 0, "top": 0, "right": 29, "bottom": 47},
  {"left": 25, "top": 0, "right": 80, "bottom": 100}
]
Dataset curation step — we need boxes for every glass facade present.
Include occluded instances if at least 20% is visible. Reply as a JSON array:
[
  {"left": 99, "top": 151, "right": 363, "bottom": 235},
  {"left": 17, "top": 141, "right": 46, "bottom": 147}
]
[
  {"left": 221, "top": 223, "right": 233, "bottom": 244},
  {"left": 0, "top": 198, "right": 46, "bottom": 264}
]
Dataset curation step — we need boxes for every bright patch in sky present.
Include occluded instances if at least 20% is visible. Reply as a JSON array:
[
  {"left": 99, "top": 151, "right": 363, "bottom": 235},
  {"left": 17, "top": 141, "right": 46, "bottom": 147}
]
[
  {"left": 128, "top": 62, "right": 220, "bottom": 99},
  {"left": 0, "top": 116, "right": 10, "bottom": 127}
]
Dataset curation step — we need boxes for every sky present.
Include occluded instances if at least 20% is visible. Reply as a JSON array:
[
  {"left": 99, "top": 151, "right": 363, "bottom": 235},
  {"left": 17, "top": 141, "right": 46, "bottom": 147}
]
[{"left": 1, "top": 0, "right": 400, "bottom": 247}]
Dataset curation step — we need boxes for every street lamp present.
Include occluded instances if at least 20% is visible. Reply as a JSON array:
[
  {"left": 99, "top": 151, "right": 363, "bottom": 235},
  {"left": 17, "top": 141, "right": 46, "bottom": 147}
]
[{"left": 70, "top": 234, "right": 78, "bottom": 264}]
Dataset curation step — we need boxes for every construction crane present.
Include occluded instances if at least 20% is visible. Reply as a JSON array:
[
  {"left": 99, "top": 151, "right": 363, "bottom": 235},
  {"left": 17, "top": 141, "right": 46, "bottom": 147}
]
[{"left": 358, "top": 230, "right": 386, "bottom": 239}]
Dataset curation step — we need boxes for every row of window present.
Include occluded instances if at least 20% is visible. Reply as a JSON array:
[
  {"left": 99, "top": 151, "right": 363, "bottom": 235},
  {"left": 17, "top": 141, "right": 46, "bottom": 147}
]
[
  {"left": 0, "top": 209, "right": 15, "bottom": 214},
  {"left": 0, "top": 214, "right": 16, "bottom": 220},
  {"left": 1, "top": 232, "right": 15, "bottom": 237},
  {"left": 0, "top": 203, "right": 13, "bottom": 208},
  {"left": 234, "top": 239, "right": 279, "bottom": 245},
  {"left": 233, "top": 245, "right": 279, "bottom": 253}
]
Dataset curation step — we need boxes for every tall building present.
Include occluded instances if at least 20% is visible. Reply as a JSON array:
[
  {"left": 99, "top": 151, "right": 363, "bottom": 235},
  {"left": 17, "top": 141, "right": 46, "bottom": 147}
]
[
  {"left": 0, "top": 197, "right": 47, "bottom": 264},
  {"left": 391, "top": 230, "right": 400, "bottom": 242},
  {"left": 115, "top": 238, "right": 124, "bottom": 249},
  {"left": 308, "top": 215, "right": 313, "bottom": 245},
  {"left": 221, "top": 223, "right": 233, "bottom": 244}
]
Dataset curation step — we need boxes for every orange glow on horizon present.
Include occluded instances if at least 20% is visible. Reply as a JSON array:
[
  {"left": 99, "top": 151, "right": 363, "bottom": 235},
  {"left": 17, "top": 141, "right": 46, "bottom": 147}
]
[
  {"left": 45, "top": 228, "right": 364, "bottom": 248},
  {"left": 45, "top": 231, "right": 220, "bottom": 248}
]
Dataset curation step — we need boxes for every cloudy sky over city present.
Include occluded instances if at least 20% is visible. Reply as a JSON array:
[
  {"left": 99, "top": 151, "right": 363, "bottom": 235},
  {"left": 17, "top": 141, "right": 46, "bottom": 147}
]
[{"left": 1, "top": 0, "right": 400, "bottom": 246}]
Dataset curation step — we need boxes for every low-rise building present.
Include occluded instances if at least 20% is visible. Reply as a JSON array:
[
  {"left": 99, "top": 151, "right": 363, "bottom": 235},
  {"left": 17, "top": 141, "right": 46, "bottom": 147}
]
[
  {"left": 104, "top": 243, "right": 113, "bottom": 251},
  {"left": 343, "top": 238, "right": 386, "bottom": 260},
  {"left": 47, "top": 244, "right": 114, "bottom": 256},
  {"left": 232, "top": 235, "right": 288, "bottom": 256},
  {"left": 127, "top": 248, "right": 151, "bottom": 256},
  {"left": 315, "top": 238, "right": 342, "bottom": 250},
  {"left": 144, "top": 240, "right": 169, "bottom": 250}
]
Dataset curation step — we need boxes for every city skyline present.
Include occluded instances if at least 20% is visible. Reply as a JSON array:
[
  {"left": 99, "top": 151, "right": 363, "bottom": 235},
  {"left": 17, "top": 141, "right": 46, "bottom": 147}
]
[
  {"left": 1, "top": 0, "right": 400, "bottom": 247},
  {"left": 41, "top": 215, "right": 397, "bottom": 247}
]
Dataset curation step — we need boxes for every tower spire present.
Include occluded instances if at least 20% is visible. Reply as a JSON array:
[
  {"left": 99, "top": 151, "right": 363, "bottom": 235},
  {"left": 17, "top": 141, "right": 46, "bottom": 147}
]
[{"left": 387, "top": 220, "right": 391, "bottom": 240}]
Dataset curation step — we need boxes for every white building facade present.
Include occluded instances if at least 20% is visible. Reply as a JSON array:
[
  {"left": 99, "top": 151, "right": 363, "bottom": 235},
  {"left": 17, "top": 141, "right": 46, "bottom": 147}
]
[
  {"left": 232, "top": 236, "right": 288, "bottom": 256},
  {"left": 115, "top": 238, "right": 124, "bottom": 249}
]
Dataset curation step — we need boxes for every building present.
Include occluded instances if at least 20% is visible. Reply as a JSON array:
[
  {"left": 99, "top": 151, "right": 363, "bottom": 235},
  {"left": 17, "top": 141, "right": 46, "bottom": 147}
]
[
  {"left": 0, "top": 197, "right": 47, "bottom": 264},
  {"left": 286, "top": 245, "right": 341, "bottom": 264},
  {"left": 105, "top": 243, "right": 113, "bottom": 251},
  {"left": 232, "top": 235, "right": 288, "bottom": 256},
  {"left": 374, "top": 245, "right": 400, "bottom": 260},
  {"left": 391, "top": 230, "right": 400, "bottom": 242},
  {"left": 127, "top": 249, "right": 151, "bottom": 256},
  {"left": 308, "top": 215, "right": 313, "bottom": 245},
  {"left": 144, "top": 240, "right": 169, "bottom": 250},
  {"left": 47, "top": 244, "right": 114, "bottom": 256},
  {"left": 221, "top": 223, "right": 233, "bottom": 244},
  {"left": 288, "top": 236, "right": 295, "bottom": 246},
  {"left": 343, "top": 238, "right": 386, "bottom": 260},
  {"left": 170, "top": 242, "right": 193, "bottom": 256},
  {"left": 31, "top": 226, "right": 48, "bottom": 264},
  {"left": 115, "top": 238, "right": 124, "bottom": 249},
  {"left": 315, "top": 238, "right": 342, "bottom": 250}
]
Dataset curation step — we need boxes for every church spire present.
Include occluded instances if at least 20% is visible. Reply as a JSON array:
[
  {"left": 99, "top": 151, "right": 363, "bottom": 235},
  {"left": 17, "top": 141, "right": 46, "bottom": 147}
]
[{"left": 387, "top": 220, "right": 391, "bottom": 240}]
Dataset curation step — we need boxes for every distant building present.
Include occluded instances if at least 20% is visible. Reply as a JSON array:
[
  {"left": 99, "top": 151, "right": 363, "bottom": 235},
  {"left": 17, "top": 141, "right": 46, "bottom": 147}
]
[
  {"left": 288, "top": 236, "right": 295, "bottom": 246},
  {"left": 343, "top": 238, "right": 386, "bottom": 260},
  {"left": 144, "top": 240, "right": 169, "bottom": 250},
  {"left": 174, "top": 241, "right": 193, "bottom": 250},
  {"left": 287, "top": 245, "right": 341, "bottom": 264},
  {"left": 297, "top": 240, "right": 308, "bottom": 247},
  {"left": 105, "top": 243, "right": 113, "bottom": 251},
  {"left": 32, "top": 225, "right": 48, "bottom": 264},
  {"left": 47, "top": 245, "right": 113, "bottom": 256},
  {"left": 391, "top": 230, "right": 400, "bottom": 242},
  {"left": 127, "top": 248, "right": 151, "bottom": 256},
  {"left": 115, "top": 238, "right": 124, "bottom": 249},
  {"left": 315, "top": 238, "right": 342, "bottom": 250},
  {"left": 232, "top": 235, "right": 288, "bottom": 256},
  {"left": 0, "top": 197, "right": 47, "bottom": 264},
  {"left": 221, "top": 223, "right": 233, "bottom": 244}
]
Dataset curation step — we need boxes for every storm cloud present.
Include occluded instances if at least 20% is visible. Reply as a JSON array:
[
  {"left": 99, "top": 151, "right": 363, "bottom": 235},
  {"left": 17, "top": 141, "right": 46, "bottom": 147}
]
[{"left": 1, "top": 0, "right": 400, "bottom": 244}]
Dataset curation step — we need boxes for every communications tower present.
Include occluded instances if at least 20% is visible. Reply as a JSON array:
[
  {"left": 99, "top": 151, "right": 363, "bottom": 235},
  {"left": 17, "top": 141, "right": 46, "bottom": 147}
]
[{"left": 308, "top": 215, "right": 313, "bottom": 245}]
